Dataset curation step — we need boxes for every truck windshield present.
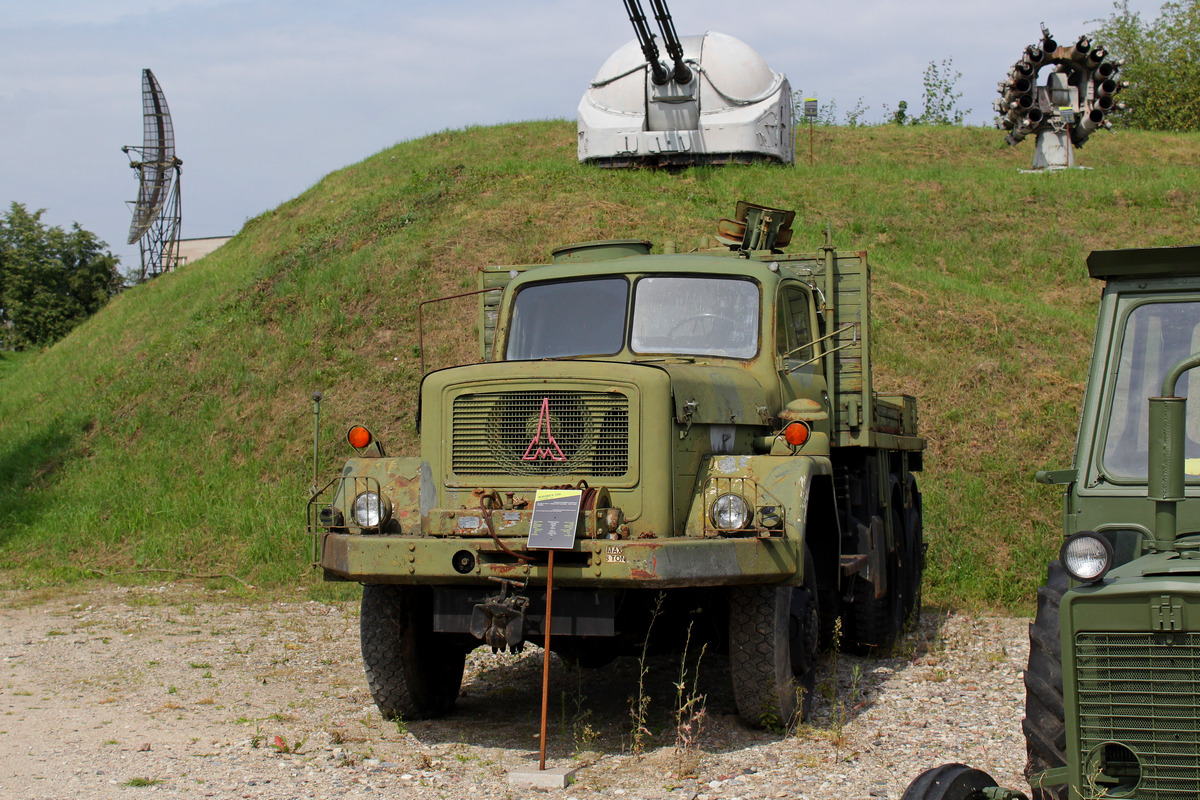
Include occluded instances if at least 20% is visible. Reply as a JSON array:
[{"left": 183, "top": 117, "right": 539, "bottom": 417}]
[
  {"left": 506, "top": 277, "right": 629, "bottom": 360},
  {"left": 631, "top": 276, "right": 759, "bottom": 358},
  {"left": 1103, "top": 300, "right": 1200, "bottom": 480}
]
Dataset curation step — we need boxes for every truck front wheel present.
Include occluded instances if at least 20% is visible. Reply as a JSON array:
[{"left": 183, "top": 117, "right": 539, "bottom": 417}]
[
  {"left": 1022, "top": 561, "right": 1068, "bottom": 800},
  {"left": 728, "top": 549, "right": 819, "bottom": 729},
  {"left": 360, "top": 584, "right": 466, "bottom": 720}
]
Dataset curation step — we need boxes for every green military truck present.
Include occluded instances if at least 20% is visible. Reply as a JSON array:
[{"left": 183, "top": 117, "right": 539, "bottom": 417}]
[
  {"left": 308, "top": 203, "right": 925, "bottom": 728},
  {"left": 902, "top": 244, "right": 1200, "bottom": 800}
]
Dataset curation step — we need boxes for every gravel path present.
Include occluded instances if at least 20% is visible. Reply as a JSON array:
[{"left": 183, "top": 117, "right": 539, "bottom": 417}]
[{"left": 0, "top": 584, "right": 1030, "bottom": 799}]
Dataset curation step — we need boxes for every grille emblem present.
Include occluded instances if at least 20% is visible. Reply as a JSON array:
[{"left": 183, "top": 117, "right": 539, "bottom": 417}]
[
  {"left": 1152, "top": 594, "right": 1184, "bottom": 631},
  {"left": 522, "top": 397, "right": 567, "bottom": 462}
]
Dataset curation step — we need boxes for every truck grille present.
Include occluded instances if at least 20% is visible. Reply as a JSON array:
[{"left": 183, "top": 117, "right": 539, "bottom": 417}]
[
  {"left": 1075, "top": 632, "right": 1200, "bottom": 799},
  {"left": 452, "top": 391, "right": 629, "bottom": 477}
]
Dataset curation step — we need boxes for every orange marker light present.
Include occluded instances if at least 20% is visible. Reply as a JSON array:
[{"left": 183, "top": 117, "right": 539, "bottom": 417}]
[
  {"left": 783, "top": 422, "right": 810, "bottom": 447},
  {"left": 347, "top": 426, "right": 373, "bottom": 449}
]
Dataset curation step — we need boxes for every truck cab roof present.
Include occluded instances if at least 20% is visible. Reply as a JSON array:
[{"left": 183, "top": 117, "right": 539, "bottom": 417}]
[{"left": 1087, "top": 244, "right": 1200, "bottom": 280}]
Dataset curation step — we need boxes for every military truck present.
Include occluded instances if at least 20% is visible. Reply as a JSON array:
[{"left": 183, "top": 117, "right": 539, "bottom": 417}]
[
  {"left": 902, "top": 244, "right": 1200, "bottom": 800},
  {"left": 308, "top": 203, "right": 925, "bottom": 728}
]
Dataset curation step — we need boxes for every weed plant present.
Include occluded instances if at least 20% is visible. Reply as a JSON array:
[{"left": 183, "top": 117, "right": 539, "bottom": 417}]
[
  {"left": 628, "top": 592, "right": 664, "bottom": 755},
  {"left": 671, "top": 621, "right": 707, "bottom": 777}
]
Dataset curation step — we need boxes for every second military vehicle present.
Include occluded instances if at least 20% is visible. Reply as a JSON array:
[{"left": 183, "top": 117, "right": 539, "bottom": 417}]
[
  {"left": 309, "top": 203, "right": 924, "bottom": 728},
  {"left": 903, "top": 244, "right": 1200, "bottom": 799}
]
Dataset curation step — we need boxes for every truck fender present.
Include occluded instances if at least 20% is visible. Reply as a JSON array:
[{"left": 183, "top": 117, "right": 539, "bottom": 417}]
[
  {"left": 335, "top": 456, "right": 430, "bottom": 534},
  {"left": 687, "top": 454, "right": 834, "bottom": 546}
]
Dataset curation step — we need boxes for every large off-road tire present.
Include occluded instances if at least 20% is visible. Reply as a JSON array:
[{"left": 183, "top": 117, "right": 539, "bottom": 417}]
[
  {"left": 901, "top": 763, "right": 999, "bottom": 800},
  {"left": 729, "top": 549, "right": 819, "bottom": 729},
  {"left": 902, "top": 483, "right": 925, "bottom": 628},
  {"left": 360, "top": 584, "right": 466, "bottom": 720},
  {"left": 845, "top": 511, "right": 905, "bottom": 654},
  {"left": 1022, "top": 561, "right": 1069, "bottom": 800}
]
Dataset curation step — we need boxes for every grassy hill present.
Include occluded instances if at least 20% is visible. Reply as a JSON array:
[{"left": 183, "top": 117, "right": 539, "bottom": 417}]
[{"left": 1, "top": 120, "right": 1198, "bottom": 609}]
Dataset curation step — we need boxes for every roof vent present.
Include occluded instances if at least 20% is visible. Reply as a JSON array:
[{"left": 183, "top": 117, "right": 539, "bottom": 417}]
[{"left": 551, "top": 239, "right": 652, "bottom": 263}]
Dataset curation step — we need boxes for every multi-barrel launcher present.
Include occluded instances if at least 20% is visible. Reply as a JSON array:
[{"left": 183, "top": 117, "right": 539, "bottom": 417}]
[{"left": 996, "top": 26, "right": 1128, "bottom": 169}]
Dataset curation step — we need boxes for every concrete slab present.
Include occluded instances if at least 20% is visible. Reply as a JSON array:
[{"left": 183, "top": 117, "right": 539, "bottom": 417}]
[{"left": 507, "top": 765, "right": 577, "bottom": 789}]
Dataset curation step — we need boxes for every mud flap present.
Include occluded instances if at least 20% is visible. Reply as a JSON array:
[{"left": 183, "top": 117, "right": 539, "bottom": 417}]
[{"left": 855, "top": 516, "right": 887, "bottom": 599}]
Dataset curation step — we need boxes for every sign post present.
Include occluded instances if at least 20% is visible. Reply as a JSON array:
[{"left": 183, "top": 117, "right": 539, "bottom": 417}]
[
  {"left": 1058, "top": 107, "right": 1078, "bottom": 168},
  {"left": 526, "top": 488, "right": 582, "bottom": 772},
  {"left": 804, "top": 98, "right": 818, "bottom": 166}
]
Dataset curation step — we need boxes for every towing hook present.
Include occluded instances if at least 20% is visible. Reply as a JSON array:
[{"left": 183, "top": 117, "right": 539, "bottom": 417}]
[{"left": 470, "top": 585, "right": 529, "bottom": 654}]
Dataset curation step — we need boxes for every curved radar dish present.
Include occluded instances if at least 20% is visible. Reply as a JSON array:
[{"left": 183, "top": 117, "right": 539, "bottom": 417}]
[
  {"left": 578, "top": 0, "right": 793, "bottom": 167},
  {"left": 995, "top": 25, "right": 1127, "bottom": 170},
  {"left": 122, "top": 68, "right": 183, "bottom": 281}
]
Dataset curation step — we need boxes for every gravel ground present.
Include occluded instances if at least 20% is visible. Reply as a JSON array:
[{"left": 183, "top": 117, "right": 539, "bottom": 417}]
[{"left": 0, "top": 584, "right": 1030, "bottom": 800}]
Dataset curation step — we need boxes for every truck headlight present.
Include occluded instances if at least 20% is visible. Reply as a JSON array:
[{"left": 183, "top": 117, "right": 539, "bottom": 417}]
[
  {"left": 710, "top": 494, "right": 751, "bottom": 531},
  {"left": 353, "top": 491, "right": 392, "bottom": 529},
  {"left": 1061, "top": 531, "right": 1113, "bottom": 583}
]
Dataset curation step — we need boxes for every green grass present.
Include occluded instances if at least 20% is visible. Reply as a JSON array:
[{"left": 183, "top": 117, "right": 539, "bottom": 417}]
[
  {"left": 0, "top": 350, "right": 37, "bottom": 378},
  {"left": 1, "top": 120, "right": 1198, "bottom": 610}
]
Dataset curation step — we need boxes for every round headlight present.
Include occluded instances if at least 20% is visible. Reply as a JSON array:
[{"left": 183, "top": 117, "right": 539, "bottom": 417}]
[
  {"left": 1061, "top": 531, "right": 1113, "bottom": 583},
  {"left": 353, "top": 491, "right": 391, "bottom": 528},
  {"left": 710, "top": 494, "right": 751, "bottom": 531}
]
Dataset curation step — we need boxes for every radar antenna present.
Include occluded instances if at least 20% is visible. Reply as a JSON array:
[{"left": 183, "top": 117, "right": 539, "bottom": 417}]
[{"left": 122, "top": 68, "right": 182, "bottom": 282}]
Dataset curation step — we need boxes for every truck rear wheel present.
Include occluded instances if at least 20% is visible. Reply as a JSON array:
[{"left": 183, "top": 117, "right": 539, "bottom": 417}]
[
  {"left": 902, "top": 487, "right": 924, "bottom": 627},
  {"left": 901, "top": 763, "right": 998, "bottom": 800},
  {"left": 360, "top": 584, "right": 466, "bottom": 720},
  {"left": 1022, "top": 561, "right": 1068, "bottom": 800},
  {"left": 728, "top": 549, "right": 819, "bottom": 729},
  {"left": 845, "top": 510, "right": 906, "bottom": 654}
]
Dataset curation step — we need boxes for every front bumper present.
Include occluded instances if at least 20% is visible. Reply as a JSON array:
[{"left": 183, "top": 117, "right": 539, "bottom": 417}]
[{"left": 316, "top": 532, "right": 802, "bottom": 588}]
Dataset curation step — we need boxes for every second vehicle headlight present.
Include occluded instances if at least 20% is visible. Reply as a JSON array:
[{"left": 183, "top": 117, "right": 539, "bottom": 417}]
[
  {"left": 1061, "top": 531, "right": 1113, "bottom": 583},
  {"left": 353, "top": 491, "right": 392, "bottom": 528},
  {"left": 710, "top": 493, "right": 751, "bottom": 531}
]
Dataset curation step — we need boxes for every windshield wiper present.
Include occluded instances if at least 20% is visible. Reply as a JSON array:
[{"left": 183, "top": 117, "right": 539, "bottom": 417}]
[{"left": 632, "top": 356, "right": 696, "bottom": 364}]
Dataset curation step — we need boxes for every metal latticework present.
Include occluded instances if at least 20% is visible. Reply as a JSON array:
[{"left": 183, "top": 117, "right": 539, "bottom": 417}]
[
  {"left": 1075, "top": 632, "right": 1200, "bottom": 798},
  {"left": 123, "top": 68, "right": 182, "bottom": 281},
  {"left": 452, "top": 391, "right": 630, "bottom": 477}
]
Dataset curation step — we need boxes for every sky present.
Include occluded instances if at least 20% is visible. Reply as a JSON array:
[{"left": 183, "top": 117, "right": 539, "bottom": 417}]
[{"left": 0, "top": 0, "right": 1162, "bottom": 275}]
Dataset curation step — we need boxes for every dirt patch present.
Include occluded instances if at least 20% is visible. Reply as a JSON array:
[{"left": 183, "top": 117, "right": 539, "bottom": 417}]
[{"left": 0, "top": 584, "right": 1029, "bottom": 799}]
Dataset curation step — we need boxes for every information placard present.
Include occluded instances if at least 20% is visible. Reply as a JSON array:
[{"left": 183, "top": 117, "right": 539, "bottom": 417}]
[{"left": 526, "top": 488, "right": 583, "bottom": 550}]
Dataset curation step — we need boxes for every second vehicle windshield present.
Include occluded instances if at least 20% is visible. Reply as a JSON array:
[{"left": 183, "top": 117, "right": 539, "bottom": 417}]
[{"left": 505, "top": 275, "right": 760, "bottom": 360}]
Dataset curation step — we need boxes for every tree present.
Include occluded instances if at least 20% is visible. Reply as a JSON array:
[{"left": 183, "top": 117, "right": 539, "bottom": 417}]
[
  {"left": 1091, "top": 0, "right": 1200, "bottom": 131},
  {"left": 915, "top": 58, "right": 970, "bottom": 125},
  {"left": 0, "top": 203, "right": 122, "bottom": 349}
]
